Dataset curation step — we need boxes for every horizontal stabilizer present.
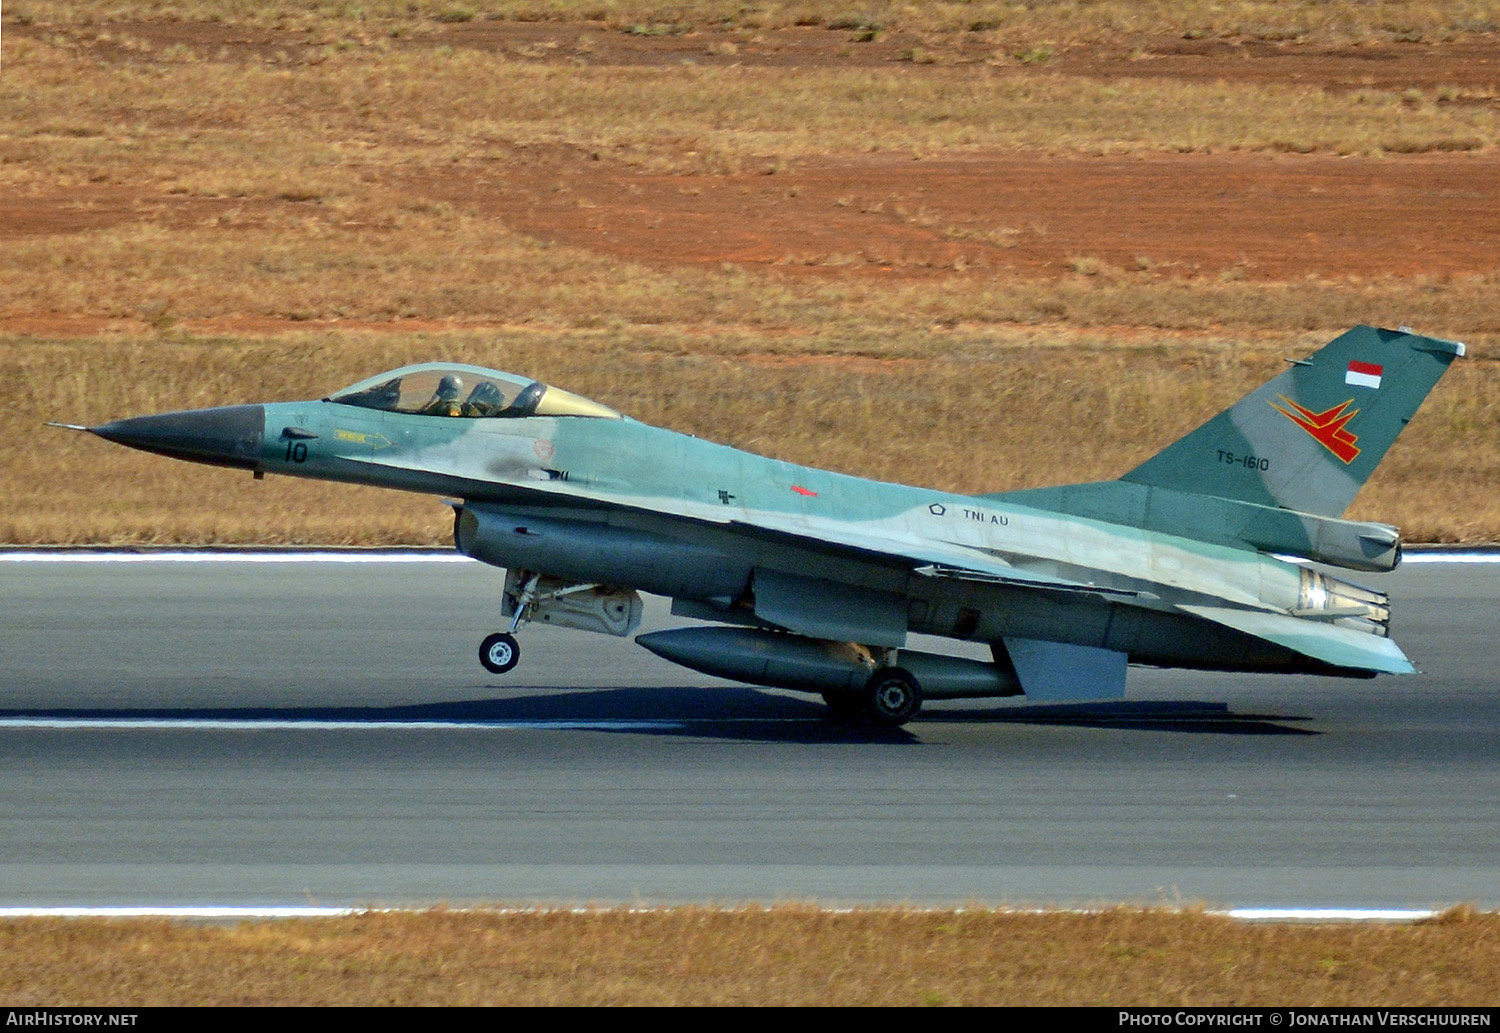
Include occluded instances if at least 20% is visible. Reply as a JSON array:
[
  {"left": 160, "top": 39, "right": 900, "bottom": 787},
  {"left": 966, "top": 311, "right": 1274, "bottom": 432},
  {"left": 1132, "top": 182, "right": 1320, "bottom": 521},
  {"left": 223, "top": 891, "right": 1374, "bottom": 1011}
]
[
  {"left": 991, "top": 480, "right": 1404, "bottom": 572},
  {"left": 1177, "top": 604, "right": 1415, "bottom": 675},
  {"left": 1000, "top": 638, "right": 1128, "bottom": 701}
]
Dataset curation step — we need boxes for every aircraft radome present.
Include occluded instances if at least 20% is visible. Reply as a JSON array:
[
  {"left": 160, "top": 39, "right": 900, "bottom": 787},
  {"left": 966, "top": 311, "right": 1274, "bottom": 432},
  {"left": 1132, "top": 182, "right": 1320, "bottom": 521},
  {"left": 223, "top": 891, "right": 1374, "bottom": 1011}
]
[{"left": 57, "top": 325, "right": 1465, "bottom": 727}]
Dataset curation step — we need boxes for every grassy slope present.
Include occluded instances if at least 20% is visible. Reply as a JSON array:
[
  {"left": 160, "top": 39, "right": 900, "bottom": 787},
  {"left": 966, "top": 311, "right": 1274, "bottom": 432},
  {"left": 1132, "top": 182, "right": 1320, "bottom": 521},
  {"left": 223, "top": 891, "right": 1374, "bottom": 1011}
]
[
  {"left": 3, "top": 908, "right": 1498, "bottom": 1006},
  {"left": 14, "top": 0, "right": 1500, "bottom": 41},
  {"left": 13, "top": 330, "right": 1499, "bottom": 543},
  {"left": 1, "top": 3, "right": 1496, "bottom": 543}
]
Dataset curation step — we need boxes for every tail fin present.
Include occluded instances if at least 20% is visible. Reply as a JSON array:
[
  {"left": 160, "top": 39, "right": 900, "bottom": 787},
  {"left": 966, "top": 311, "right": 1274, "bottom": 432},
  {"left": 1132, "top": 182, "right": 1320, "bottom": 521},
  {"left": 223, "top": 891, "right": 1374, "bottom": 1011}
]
[{"left": 1120, "top": 325, "right": 1464, "bottom": 517}]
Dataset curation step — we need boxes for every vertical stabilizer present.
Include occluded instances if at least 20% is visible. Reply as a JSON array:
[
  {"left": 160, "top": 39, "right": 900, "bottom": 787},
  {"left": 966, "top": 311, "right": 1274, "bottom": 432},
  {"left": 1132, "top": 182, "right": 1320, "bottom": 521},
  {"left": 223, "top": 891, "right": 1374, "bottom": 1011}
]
[{"left": 1120, "top": 326, "right": 1463, "bottom": 517}]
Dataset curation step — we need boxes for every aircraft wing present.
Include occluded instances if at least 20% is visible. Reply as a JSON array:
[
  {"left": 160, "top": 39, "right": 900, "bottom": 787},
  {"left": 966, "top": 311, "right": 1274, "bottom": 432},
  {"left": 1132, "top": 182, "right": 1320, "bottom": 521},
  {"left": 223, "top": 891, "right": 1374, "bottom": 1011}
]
[
  {"left": 349, "top": 452, "right": 1156, "bottom": 612},
  {"left": 714, "top": 511, "right": 1150, "bottom": 602}
]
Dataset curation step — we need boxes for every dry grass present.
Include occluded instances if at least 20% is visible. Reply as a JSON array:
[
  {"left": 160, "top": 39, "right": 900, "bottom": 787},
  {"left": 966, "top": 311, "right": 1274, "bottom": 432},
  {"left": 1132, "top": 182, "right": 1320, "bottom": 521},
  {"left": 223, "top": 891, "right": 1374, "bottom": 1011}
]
[
  {"left": 2, "top": 10, "right": 1497, "bottom": 996},
  {"left": 13, "top": 0, "right": 1500, "bottom": 45},
  {"left": 4, "top": 34, "right": 1496, "bottom": 187},
  {"left": 2, "top": 907, "right": 1497, "bottom": 1006},
  {"left": 9, "top": 329, "right": 1498, "bottom": 544},
  {"left": 8, "top": 211, "right": 1500, "bottom": 332},
  {"left": 1, "top": 7, "right": 1497, "bottom": 543},
  {"left": 4, "top": 24, "right": 1499, "bottom": 339}
]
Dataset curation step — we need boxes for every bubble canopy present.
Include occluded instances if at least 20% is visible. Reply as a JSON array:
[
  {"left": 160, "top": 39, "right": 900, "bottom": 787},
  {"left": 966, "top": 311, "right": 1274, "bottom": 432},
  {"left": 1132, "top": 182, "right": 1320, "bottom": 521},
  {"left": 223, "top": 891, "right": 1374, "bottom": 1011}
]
[{"left": 326, "top": 363, "right": 622, "bottom": 420}]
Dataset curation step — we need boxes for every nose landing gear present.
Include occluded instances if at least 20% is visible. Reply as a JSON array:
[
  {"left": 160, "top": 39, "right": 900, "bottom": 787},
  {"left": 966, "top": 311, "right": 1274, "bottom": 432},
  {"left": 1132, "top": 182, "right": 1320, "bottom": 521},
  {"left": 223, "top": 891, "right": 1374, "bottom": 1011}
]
[
  {"left": 478, "top": 570, "right": 539, "bottom": 675},
  {"left": 476, "top": 570, "right": 645, "bottom": 675}
]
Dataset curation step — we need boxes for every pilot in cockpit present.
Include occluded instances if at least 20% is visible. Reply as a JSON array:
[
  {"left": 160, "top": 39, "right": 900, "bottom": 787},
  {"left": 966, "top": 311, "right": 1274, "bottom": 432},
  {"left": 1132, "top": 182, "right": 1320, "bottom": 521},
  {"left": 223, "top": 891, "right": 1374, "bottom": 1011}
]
[
  {"left": 463, "top": 380, "right": 505, "bottom": 417},
  {"left": 420, "top": 374, "right": 464, "bottom": 417}
]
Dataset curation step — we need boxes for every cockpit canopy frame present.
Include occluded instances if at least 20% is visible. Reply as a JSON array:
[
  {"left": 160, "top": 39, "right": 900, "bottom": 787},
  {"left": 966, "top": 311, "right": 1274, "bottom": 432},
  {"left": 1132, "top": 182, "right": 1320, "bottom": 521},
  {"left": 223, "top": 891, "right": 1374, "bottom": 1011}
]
[{"left": 326, "top": 363, "right": 622, "bottom": 420}]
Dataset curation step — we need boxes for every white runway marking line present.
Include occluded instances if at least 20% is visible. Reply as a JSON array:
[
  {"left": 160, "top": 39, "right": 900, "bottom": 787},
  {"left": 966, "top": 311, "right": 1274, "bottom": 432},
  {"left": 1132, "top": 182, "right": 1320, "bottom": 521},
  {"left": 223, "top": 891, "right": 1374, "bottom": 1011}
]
[
  {"left": 0, "top": 907, "right": 364, "bottom": 919},
  {"left": 0, "top": 906, "right": 1452, "bottom": 921},
  {"left": 0, "top": 551, "right": 470, "bottom": 563},
  {"left": 1, "top": 550, "right": 1498, "bottom": 564},
  {"left": 1400, "top": 553, "right": 1500, "bottom": 563},
  {"left": 1226, "top": 908, "right": 1440, "bottom": 921}
]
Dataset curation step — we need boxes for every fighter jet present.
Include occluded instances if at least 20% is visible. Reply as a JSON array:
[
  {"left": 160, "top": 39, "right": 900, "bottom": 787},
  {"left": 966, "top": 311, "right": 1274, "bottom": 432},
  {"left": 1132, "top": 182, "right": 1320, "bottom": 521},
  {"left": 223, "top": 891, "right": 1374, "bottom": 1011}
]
[{"left": 63, "top": 325, "right": 1464, "bottom": 726}]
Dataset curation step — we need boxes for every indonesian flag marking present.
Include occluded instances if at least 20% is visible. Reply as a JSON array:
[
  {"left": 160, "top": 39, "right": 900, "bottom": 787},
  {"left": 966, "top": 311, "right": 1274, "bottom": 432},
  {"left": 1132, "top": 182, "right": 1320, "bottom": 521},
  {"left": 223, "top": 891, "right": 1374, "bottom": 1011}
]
[{"left": 1345, "top": 360, "right": 1383, "bottom": 389}]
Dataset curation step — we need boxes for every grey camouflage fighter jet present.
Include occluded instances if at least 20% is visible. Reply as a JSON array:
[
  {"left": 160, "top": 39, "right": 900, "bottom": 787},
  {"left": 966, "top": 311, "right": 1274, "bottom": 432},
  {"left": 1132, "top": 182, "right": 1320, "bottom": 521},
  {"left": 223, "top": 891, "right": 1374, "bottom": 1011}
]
[{"left": 62, "top": 325, "right": 1464, "bottom": 726}]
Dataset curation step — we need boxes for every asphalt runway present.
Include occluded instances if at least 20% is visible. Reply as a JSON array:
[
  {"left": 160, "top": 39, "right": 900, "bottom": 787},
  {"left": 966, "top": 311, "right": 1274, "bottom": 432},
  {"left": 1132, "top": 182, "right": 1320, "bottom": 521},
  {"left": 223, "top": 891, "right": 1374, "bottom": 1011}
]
[{"left": 1, "top": 553, "right": 1497, "bottom": 910}]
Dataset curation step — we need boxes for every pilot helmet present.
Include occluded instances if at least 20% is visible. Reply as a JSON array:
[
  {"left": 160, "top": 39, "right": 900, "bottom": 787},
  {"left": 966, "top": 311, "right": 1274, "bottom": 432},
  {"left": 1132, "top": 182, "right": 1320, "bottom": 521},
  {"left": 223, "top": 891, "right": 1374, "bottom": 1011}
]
[
  {"left": 435, "top": 374, "right": 463, "bottom": 401},
  {"left": 467, "top": 381, "right": 504, "bottom": 408}
]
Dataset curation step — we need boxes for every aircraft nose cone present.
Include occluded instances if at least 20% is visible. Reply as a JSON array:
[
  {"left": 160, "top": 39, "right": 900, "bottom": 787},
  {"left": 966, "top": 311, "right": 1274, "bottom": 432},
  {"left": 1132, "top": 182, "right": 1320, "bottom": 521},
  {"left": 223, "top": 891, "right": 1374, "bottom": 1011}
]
[{"left": 90, "top": 404, "right": 265, "bottom": 471}]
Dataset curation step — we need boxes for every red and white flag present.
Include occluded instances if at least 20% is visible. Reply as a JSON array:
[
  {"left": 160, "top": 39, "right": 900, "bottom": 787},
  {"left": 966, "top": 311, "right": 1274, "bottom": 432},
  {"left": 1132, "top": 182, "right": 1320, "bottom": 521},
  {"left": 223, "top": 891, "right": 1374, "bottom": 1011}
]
[{"left": 1345, "top": 360, "right": 1383, "bottom": 389}]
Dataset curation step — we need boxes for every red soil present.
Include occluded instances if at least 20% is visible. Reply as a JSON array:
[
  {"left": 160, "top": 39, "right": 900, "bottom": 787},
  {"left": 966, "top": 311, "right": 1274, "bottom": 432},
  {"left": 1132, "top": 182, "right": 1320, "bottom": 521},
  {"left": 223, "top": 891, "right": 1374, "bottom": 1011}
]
[{"left": 5, "top": 19, "right": 1499, "bottom": 334}]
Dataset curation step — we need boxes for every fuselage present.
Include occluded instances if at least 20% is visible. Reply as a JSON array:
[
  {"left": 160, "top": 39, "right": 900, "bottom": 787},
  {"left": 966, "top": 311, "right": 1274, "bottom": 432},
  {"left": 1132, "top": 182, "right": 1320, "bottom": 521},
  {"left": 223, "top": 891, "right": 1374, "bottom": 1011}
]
[{"left": 234, "top": 395, "right": 1349, "bottom": 675}]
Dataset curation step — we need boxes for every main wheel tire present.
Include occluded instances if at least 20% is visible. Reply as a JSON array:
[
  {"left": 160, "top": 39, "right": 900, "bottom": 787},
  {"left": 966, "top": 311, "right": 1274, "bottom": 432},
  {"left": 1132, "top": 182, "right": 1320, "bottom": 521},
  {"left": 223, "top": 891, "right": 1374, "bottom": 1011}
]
[
  {"left": 479, "top": 632, "right": 520, "bottom": 675},
  {"left": 863, "top": 667, "right": 922, "bottom": 727}
]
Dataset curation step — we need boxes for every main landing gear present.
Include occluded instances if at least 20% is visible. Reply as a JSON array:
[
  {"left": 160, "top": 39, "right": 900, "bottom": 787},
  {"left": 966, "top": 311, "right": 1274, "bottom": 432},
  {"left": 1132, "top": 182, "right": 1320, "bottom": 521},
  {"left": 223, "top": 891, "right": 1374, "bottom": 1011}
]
[
  {"left": 822, "top": 665, "right": 924, "bottom": 727},
  {"left": 863, "top": 667, "right": 923, "bottom": 727}
]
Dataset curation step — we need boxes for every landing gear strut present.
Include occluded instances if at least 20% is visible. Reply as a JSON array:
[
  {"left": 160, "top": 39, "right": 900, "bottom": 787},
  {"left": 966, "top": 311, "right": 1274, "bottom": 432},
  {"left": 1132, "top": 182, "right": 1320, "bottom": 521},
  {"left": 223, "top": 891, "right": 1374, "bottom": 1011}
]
[
  {"left": 478, "top": 571, "right": 539, "bottom": 676},
  {"left": 476, "top": 571, "right": 644, "bottom": 675}
]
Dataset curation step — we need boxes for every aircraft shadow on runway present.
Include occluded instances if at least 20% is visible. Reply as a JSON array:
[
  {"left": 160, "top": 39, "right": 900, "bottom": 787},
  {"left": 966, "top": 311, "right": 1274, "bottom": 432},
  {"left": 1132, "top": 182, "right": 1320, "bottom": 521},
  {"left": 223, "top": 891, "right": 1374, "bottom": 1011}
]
[
  {"left": 0, "top": 687, "right": 1317, "bottom": 742},
  {"left": 932, "top": 699, "right": 1318, "bottom": 735}
]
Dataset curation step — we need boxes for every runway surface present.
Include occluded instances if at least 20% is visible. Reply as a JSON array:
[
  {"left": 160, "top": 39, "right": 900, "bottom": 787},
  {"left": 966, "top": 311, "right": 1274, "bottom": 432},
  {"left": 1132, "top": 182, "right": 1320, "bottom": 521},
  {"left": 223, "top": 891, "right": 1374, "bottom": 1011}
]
[{"left": 1, "top": 553, "right": 1497, "bottom": 910}]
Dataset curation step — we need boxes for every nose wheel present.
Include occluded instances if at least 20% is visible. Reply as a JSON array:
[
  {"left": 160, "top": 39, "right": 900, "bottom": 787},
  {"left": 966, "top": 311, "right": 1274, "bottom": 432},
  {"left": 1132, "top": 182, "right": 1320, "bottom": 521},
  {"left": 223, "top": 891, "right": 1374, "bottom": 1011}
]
[{"left": 479, "top": 632, "right": 520, "bottom": 675}]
